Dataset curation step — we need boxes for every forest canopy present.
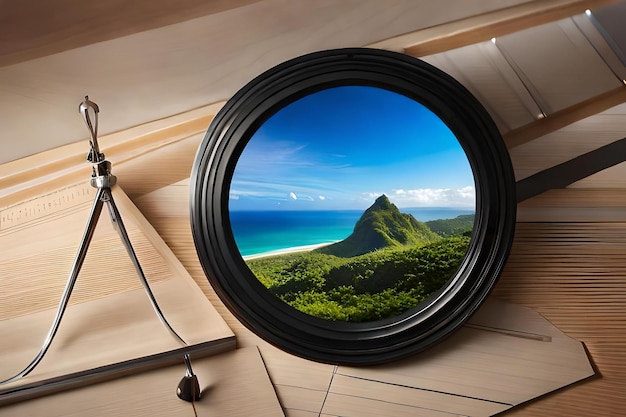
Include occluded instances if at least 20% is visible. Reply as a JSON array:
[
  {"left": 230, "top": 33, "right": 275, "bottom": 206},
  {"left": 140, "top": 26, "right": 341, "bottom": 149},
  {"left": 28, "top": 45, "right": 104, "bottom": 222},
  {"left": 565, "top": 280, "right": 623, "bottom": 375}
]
[{"left": 245, "top": 196, "right": 474, "bottom": 322}]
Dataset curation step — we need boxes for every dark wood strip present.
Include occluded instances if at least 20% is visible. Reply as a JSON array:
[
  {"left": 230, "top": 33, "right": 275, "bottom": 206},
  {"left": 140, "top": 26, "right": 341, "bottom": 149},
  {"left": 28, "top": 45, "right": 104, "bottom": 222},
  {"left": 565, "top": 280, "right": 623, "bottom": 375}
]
[{"left": 516, "top": 137, "right": 626, "bottom": 202}]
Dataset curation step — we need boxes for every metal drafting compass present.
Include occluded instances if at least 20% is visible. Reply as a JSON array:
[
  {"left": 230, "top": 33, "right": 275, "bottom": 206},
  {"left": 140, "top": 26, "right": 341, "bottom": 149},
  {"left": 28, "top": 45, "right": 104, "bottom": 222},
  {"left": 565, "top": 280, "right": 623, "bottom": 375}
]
[{"left": 1, "top": 97, "right": 200, "bottom": 402}]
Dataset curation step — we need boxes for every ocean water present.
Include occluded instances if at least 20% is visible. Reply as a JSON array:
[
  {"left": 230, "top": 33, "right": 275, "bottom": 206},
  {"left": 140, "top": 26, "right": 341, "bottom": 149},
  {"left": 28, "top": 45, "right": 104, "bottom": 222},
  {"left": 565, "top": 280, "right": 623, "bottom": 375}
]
[{"left": 230, "top": 208, "right": 474, "bottom": 257}]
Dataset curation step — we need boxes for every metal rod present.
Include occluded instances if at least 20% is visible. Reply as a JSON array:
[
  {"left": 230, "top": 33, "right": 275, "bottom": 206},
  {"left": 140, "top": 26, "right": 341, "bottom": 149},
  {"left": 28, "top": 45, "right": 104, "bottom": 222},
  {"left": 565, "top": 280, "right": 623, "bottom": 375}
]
[
  {"left": 0, "top": 188, "right": 106, "bottom": 384},
  {"left": 78, "top": 95, "right": 103, "bottom": 163},
  {"left": 103, "top": 188, "right": 186, "bottom": 345},
  {"left": 177, "top": 353, "right": 201, "bottom": 402},
  {"left": 183, "top": 354, "right": 195, "bottom": 378}
]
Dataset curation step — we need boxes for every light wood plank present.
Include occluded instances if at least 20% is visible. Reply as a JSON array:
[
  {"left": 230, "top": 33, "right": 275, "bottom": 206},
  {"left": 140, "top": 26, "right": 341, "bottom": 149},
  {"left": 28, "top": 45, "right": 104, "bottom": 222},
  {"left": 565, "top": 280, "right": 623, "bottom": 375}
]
[
  {"left": 420, "top": 42, "right": 537, "bottom": 133},
  {"left": 494, "top": 17, "right": 621, "bottom": 115},
  {"left": 193, "top": 347, "right": 285, "bottom": 417},
  {"left": 518, "top": 189, "right": 626, "bottom": 209},
  {"left": 322, "top": 392, "right": 461, "bottom": 417},
  {"left": 504, "top": 86, "right": 626, "bottom": 149},
  {"left": 569, "top": 161, "right": 626, "bottom": 189},
  {"left": 376, "top": 0, "right": 617, "bottom": 55},
  {"left": 337, "top": 300, "right": 593, "bottom": 407},
  {"left": 509, "top": 112, "right": 626, "bottom": 181},
  {"left": 493, "top": 222, "right": 626, "bottom": 416},
  {"left": 258, "top": 348, "right": 335, "bottom": 392},
  {"left": 0, "top": 0, "right": 262, "bottom": 67},
  {"left": 0, "top": 102, "right": 224, "bottom": 206},
  {"left": 284, "top": 410, "right": 321, "bottom": 417},
  {"left": 329, "top": 374, "right": 508, "bottom": 417},
  {"left": 274, "top": 385, "right": 327, "bottom": 416},
  {"left": 517, "top": 189, "right": 626, "bottom": 222}
]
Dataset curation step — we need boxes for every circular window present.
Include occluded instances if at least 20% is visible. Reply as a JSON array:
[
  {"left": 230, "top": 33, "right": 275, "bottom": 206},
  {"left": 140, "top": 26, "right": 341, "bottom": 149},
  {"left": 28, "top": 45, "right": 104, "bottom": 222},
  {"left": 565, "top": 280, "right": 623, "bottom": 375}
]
[{"left": 190, "top": 48, "right": 516, "bottom": 365}]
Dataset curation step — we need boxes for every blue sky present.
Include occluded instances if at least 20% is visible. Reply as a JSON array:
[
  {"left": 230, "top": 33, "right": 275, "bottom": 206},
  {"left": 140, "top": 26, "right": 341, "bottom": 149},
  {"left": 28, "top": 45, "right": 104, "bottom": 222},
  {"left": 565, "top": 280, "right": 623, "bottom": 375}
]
[{"left": 229, "top": 86, "right": 475, "bottom": 211}]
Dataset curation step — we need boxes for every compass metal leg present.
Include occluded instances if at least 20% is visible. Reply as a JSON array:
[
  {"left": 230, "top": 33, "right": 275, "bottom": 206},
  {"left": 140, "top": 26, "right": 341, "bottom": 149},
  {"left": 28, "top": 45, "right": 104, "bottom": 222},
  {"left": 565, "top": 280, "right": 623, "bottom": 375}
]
[
  {"left": 176, "top": 353, "right": 201, "bottom": 402},
  {"left": 103, "top": 187, "right": 186, "bottom": 345}
]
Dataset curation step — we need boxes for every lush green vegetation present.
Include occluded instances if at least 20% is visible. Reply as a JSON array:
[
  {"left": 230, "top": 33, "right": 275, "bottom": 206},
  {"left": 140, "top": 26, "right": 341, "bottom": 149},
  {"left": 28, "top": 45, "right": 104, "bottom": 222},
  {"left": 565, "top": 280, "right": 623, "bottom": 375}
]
[
  {"left": 247, "top": 235, "right": 471, "bottom": 322},
  {"left": 426, "top": 214, "right": 474, "bottom": 237},
  {"left": 245, "top": 195, "right": 474, "bottom": 322}
]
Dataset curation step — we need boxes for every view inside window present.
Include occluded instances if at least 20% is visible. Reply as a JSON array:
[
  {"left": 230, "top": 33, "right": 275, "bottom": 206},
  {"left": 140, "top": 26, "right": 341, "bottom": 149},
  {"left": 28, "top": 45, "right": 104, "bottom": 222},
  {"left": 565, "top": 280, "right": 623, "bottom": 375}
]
[{"left": 229, "top": 86, "right": 475, "bottom": 322}]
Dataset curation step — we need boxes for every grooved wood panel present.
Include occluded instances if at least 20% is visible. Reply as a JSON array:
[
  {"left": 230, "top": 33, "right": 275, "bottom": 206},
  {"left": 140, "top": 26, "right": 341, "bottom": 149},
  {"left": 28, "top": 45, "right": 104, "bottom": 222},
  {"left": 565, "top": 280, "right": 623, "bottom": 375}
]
[
  {"left": 491, "top": 222, "right": 626, "bottom": 416},
  {"left": 517, "top": 188, "right": 626, "bottom": 222}
]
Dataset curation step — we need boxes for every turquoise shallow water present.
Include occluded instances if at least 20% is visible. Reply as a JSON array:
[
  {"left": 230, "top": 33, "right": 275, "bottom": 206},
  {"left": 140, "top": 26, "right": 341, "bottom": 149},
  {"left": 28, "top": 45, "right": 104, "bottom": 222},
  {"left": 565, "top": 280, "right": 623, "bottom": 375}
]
[{"left": 229, "top": 208, "right": 474, "bottom": 257}]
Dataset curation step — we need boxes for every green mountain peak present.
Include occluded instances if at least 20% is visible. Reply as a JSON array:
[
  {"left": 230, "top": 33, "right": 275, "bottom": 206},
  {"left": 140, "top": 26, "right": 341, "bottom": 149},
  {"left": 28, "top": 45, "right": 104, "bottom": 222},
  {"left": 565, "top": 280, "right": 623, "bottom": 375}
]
[
  {"left": 315, "top": 195, "right": 440, "bottom": 258},
  {"left": 370, "top": 194, "right": 392, "bottom": 210}
]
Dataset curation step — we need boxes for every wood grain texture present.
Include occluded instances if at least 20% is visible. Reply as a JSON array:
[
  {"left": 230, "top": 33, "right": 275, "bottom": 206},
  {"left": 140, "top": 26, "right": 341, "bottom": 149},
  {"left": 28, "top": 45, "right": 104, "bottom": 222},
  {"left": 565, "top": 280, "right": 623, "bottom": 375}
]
[
  {"left": 509, "top": 111, "right": 626, "bottom": 181},
  {"left": 516, "top": 137, "right": 626, "bottom": 202},
  {"left": 517, "top": 189, "right": 626, "bottom": 222},
  {"left": 0, "top": 101, "right": 224, "bottom": 206},
  {"left": 326, "top": 374, "right": 508, "bottom": 417},
  {"left": 0, "top": 0, "right": 262, "bottom": 67},
  {"left": 336, "top": 299, "right": 592, "bottom": 410},
  {"left": 492, "top": 222, "right": 626, "bottom": 416},
  {"left": 504, "top": 86, "right": 626, "bottom": 149}
]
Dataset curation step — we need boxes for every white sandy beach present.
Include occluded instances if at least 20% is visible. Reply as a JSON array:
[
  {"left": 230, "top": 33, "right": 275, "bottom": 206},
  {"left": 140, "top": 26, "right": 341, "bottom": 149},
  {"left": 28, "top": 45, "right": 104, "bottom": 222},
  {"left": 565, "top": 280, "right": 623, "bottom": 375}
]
[{"left": 242, "top": 242, "right": 336, "bottom": 260}]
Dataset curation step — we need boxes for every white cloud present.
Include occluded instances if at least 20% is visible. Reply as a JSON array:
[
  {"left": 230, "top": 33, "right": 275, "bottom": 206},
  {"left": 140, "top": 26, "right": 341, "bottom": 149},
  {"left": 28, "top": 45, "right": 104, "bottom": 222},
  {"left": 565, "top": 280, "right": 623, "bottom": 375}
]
[
  {"left": 318, "top": 195, "right": 326, "bottom": 200},
  {"left": 289, "top": 192, "right": 297, "bottom": 200},
  {"left": 387, "top": 186, "right": 476, "bottom": 207},
  {"left": 361, "top": 192, "right": 384, "bottom": 201}
]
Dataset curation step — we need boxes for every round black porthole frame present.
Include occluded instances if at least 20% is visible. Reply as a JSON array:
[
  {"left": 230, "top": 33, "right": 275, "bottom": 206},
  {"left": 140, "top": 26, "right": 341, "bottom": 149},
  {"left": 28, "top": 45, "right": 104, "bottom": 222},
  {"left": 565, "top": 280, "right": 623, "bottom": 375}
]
[{"left": 190, "top": 48, "right": 516, "bottom": 365}]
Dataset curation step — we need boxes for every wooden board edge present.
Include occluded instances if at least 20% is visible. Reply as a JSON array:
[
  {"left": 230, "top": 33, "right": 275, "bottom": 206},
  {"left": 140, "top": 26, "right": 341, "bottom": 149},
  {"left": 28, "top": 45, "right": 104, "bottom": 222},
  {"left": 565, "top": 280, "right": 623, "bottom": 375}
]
[
  {"left": 367, "top": 0, "right": 617, "bottom": 55},
  {"left": 0, "top": 101, "right": 225, "bottom": 207},
  {"left": 0, "top": 336, "right": 236, "bottom": 407}
]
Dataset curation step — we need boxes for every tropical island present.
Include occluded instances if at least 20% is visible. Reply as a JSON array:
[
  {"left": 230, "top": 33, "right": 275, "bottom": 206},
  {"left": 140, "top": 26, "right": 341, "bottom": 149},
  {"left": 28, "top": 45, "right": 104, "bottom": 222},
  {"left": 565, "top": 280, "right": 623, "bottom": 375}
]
[{"left": 245, "top": 195, "right": 473, "bottom": 322}]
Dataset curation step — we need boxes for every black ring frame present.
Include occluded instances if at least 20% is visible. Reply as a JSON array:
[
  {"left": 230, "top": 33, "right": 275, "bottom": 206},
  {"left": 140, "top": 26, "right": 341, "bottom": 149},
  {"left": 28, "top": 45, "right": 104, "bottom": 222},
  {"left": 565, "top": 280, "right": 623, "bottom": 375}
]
[{"left": 190, "top": 48, "right": 516, "bottom": 365}]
